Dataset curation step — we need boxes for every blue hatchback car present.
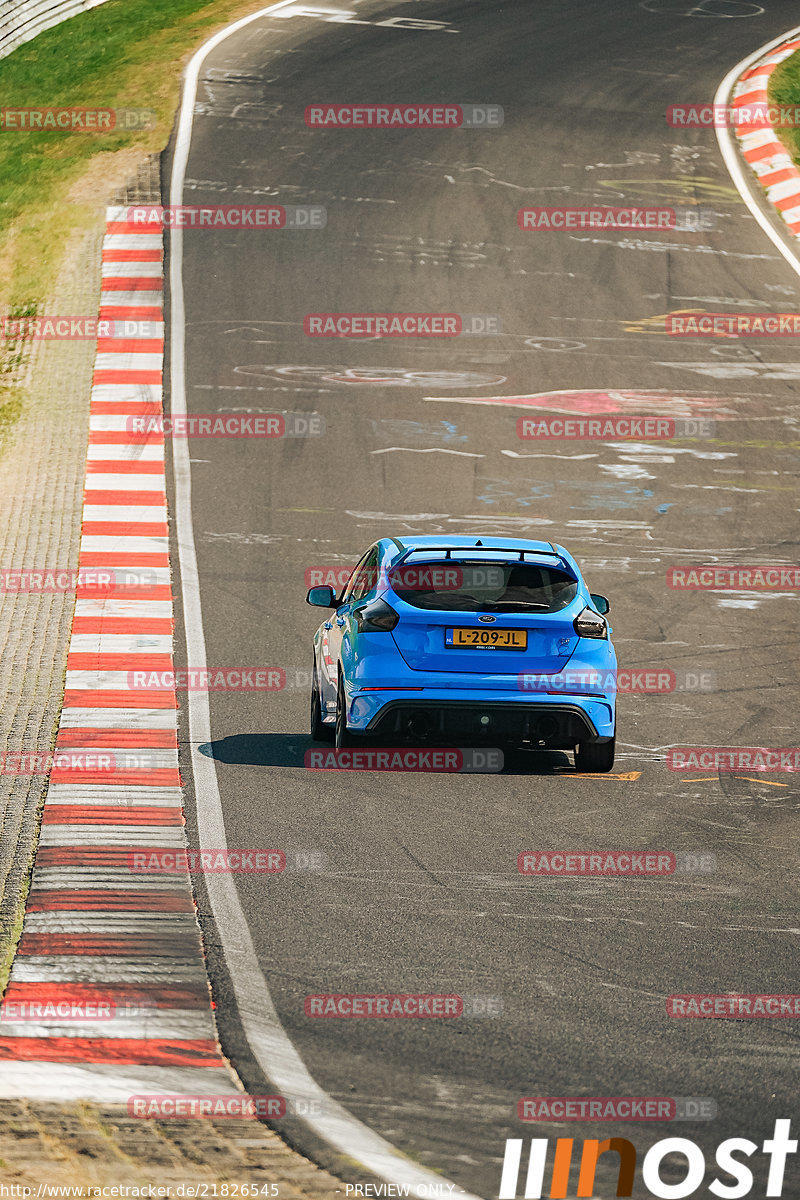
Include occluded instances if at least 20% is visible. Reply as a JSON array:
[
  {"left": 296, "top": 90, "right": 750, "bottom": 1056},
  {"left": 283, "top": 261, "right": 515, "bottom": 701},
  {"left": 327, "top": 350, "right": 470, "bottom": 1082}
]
[{"left": 306, "top": 536, "right": 617, "bottom": 772}]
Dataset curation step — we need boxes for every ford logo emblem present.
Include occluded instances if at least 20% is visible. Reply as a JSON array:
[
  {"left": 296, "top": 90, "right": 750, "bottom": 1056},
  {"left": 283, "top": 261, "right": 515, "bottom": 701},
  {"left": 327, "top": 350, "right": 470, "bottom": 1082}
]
[{"left": 478, "top": 614, "right": 496, "bottom": 623}]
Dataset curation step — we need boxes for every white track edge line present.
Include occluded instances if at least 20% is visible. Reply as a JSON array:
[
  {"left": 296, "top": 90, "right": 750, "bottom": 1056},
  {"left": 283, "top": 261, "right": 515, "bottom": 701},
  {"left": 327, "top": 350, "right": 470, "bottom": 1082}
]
[{"left": 168, "top": 3, "right": 481, "bottom": 1194}]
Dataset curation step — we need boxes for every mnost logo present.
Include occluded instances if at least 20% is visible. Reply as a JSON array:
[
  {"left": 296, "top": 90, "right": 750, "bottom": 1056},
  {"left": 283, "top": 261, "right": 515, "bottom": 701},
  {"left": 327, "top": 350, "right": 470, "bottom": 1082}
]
[{"left": 498, "top": 1119, "right": 796, "bottom": 1197}]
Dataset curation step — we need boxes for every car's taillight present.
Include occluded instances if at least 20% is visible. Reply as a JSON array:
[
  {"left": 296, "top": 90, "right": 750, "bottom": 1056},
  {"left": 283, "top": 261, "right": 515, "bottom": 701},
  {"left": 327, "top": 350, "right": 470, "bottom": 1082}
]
[
  {"left": 573, "top": 606, "right": 607, "bottom": 639},
  {"left": 353, "top": 598, "right": 399, "bottom": 632}
]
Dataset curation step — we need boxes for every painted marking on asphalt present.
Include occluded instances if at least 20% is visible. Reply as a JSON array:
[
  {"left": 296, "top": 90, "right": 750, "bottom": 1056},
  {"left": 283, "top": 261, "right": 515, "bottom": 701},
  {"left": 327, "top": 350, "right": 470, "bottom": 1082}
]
[{"left": 561, "top": 770, "right": 641, "bottom": 781}]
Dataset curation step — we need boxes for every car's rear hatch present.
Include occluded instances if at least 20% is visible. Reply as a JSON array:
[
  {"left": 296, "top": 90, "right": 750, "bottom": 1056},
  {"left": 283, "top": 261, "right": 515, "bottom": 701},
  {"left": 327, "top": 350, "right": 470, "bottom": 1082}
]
[{"left": 383, "top": 557, "right": 581, "bottom": 681}]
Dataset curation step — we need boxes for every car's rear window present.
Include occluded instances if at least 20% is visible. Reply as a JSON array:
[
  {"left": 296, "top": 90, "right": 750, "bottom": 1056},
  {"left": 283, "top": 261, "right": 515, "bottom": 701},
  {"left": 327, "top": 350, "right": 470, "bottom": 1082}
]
[{"left": 387, "top": 561, "right": 578, "bottom": 613}]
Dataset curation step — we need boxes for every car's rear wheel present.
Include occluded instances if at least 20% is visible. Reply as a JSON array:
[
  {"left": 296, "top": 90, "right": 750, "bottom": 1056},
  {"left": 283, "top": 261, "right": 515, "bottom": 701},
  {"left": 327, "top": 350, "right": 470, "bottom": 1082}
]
[
  {"left": 335, "top": 675, "right": 354, "bottom": 749},
  {"left": 310, "top": 663, "right": 333, "bottom": 741},
  {"left": 574, "top": 736, "right": 615, "bottom": 773}
]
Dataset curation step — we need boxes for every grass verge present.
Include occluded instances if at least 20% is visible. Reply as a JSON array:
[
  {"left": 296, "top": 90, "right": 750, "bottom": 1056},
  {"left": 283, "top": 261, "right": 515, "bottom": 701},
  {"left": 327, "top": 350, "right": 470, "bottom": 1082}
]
[
  {"left": 0, "top": 0, "right": 276, "bottom": 307},
  {"left": 0, "top": 0, "right": 272, "bottom": 427},
  {"left": 768, "top": 49, "right": 800, "bottom": 165}
]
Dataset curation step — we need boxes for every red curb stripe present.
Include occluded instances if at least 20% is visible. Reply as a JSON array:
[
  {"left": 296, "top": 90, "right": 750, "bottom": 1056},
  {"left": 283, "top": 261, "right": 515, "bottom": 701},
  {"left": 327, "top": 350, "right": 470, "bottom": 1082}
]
[
  {"left": 93, "top": 371, "right": 163, "bottom": 385},
  {"left": 37, "top": 848, "right": 185, "bottom": 867},
  {"left": 773, "top": 191, "right": 800, "bottom": 212},
  {"left": 25, "top": 895, "right": 192, "bottom": 915},
  {"left": 77, "top": 553, "right": 170, "bottom": 566},
  {"left": 0, "top": 1039, "right": 224, "bottom": 1067},
  {"left": 41, "top": 808, "right": 183, "bottom": 825},
  {"left": 101, "top": 277, "right": 163, "bottom": 291},
  {"left": 62, "top": 691, "right": 178, "bottom": 709},
  {"left": 99, "top": 306, "right": 163, "bottom": 320},
  {"left": 89, "top": 402, "right": 164, "bottom": 415},
  {"left": 67, "top": 654, "right": 173, "bottom": 670},
  {"left": 81, "top": 491, "right": 166, "bottom": 506},
  {"left": 2, "top": 982, "right": 205, "bottom": 1006},
  {"left": 743, "top": 141, "right": 789, "bottom": 163},
  {"left": 48, "top": 769, "right": 181, "bottom": 786},
  {"left": 18, "top": 936, "right": 197, "bottom": 957},
  {"left": 102, "top": 249, "right": 162, "bottom": 262},
  {"left": 56, "top": 730, "right": 177, "bottom": 748},
  {"left": 88, "top": 432, "right": 165, "bottom": 446},
  {"left": 105, "top": 221, "right": 164, "bottom": 235},
  {"left": 758, "top": 166, "right": 799, "bottom": 186},
  {"left": 85, "top": 461, "right": 165, "bottom": 474},
  {"left": 81, "top": 523, "right": 169, "bottom": 537},
  {"left": 71, "top": 619, "right": 174, "bottom": 635},
  {"left": 96, "top": 340, "right": 164, "bottom": 354}
]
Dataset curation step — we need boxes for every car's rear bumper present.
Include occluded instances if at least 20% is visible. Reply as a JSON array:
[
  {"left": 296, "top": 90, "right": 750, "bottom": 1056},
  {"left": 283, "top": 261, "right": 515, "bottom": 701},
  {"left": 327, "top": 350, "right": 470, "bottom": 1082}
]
[{"left": 345, "top": 689, "right": 614, "bottom": 747}]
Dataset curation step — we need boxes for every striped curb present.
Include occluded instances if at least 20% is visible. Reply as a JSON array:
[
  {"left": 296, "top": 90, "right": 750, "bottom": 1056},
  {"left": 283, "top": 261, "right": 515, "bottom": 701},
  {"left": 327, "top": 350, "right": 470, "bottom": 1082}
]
[
  {"left": 734, "top": 35, "right": 800, "bottom": 238},
  {"left": 0, "top": 206, "right": 240, "bottom": 1102}
]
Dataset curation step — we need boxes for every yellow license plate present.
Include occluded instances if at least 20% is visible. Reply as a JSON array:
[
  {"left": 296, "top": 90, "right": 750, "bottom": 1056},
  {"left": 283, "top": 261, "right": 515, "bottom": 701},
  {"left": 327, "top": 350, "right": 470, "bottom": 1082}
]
[{"left": 446, "top": 627, "right": 527, "bottom": 649}]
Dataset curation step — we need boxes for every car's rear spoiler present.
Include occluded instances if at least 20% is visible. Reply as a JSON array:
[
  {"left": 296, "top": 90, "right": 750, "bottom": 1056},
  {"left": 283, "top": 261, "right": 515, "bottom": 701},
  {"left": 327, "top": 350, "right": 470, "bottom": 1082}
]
[{"left": 390, "top": 542, "right": 571, "bottom": 569}]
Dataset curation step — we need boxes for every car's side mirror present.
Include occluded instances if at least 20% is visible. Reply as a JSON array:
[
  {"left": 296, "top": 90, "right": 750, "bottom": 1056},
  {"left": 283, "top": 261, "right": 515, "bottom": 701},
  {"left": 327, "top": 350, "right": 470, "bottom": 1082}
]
[
  {"left": 306, "top": 586, "right": 338, "bottom": 608},
  {"left": 590, "top": 593, "right": 610, "bottom": 615}
]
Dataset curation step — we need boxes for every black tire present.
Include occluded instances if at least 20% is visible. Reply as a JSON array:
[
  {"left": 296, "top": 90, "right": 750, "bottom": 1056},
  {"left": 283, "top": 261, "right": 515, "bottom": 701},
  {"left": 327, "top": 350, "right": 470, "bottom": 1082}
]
[
  {"left": 575, "top": 736, "right": 615, "bottom": 773},
  {"left": 335, "top": 675, "right": 354, "bottom": 749},
  {"left": 310, "top": 664, "right": 333, "bottom": 741}
]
